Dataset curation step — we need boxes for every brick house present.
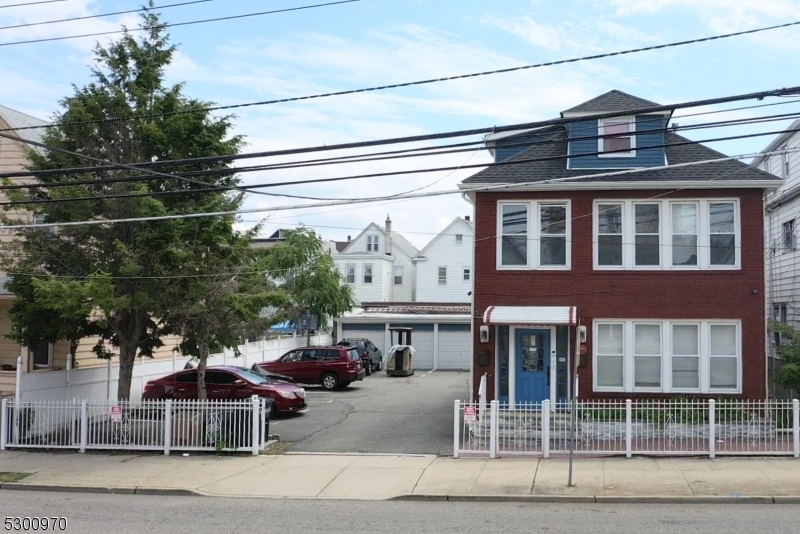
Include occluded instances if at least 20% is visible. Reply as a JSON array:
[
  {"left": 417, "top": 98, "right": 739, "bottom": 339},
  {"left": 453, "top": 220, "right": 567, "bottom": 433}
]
[{"left": 458, "top": 90, "right": 782, "bottom": 405}]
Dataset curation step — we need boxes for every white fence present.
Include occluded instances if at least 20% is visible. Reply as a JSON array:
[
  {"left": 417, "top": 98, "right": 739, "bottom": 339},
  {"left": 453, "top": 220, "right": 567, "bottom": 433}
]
[
  {"left": 0, "top": 396, "right": 271, "bottom": 455},
  {"left": 19, "top": 334, "right": 331, "bottom": 402},
  {"left": 455, "top": 398, "right": 800, "bottom": 459}
]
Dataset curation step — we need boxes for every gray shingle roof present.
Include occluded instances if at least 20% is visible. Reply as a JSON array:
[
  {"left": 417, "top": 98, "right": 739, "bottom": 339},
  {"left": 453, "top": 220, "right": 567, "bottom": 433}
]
[
  {"left": 561, "top": 90, "right": 661, "bottom": 114},
  {"left": 462, "top": 128, "right": 778, "bottom": 185},
  {"left": 0, "top": 104, "right": 47, "bottom": 146}
]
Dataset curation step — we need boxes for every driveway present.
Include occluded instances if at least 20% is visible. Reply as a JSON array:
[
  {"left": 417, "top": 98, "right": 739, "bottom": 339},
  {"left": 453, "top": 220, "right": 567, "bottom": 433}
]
[{"left": 271, "top": 370, "right": 469, "bottom": 456}]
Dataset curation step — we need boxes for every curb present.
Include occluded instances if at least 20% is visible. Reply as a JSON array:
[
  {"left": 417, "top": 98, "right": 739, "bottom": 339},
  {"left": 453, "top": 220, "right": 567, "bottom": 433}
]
[
  {"left": 392, "top": 494, "right": 796, "bottom": 504},
  {"left": 0, "top": 483, "right": 202, "bottom": 497}
]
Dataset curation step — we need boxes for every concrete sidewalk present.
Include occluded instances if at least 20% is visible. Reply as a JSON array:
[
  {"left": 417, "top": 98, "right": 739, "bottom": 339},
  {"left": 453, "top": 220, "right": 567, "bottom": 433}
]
[{"left": 3, "top": 450, "right": 800, "bottom": 502}]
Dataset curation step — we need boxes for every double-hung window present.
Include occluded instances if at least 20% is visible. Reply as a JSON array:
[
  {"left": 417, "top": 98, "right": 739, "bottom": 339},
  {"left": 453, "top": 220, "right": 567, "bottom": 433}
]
[
  {"left": 367, "top": 235, "right": 379, "bottom": 252},
  {"left": 594, "top": 199, "right": 739, "bottom": 270},
  {"left": 363, "top": 264, "right": 373, "bottom": 284},
  {"left": 498, "top": 201, "right": 571, "bottom": 269},
  {"left": 783, "top": 220, "right": 796, "bottom": 251},
  {"left": 598, "top": 117, "right": 635, "bottom": 157},
  {"left": 594, "top": 320, "right": 741, "bottom": 393},
  {"left": 438, "top": 267, "right": 447, "bottom": 285},
  {"left": 345, "top": 264, "right": 356, "bottom": 284},
  {"left": 393, "top": 266, "right": 403, "bottom": 285}
]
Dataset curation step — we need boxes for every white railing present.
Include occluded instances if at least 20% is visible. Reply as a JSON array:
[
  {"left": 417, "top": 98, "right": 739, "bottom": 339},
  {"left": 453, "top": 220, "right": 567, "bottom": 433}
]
[
  {"left": 0, "top": 396, "right": 271, "bottom": 455},
  {"left": 17, "top": 334, "right": 331, "bottom": 402},
  {"left": 454, "top": 398, "right": 800, "bottom": 459}
]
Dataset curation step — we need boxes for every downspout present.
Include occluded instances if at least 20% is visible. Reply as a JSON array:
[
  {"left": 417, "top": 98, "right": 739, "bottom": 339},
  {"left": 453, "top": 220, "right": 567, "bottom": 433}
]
[{"left": 463, "top": 191, "right": 476, "bottom": 403}]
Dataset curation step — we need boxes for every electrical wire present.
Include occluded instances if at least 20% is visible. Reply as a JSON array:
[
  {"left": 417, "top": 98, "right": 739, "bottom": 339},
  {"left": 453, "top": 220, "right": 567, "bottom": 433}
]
[
  {"left": 1, "top": 22, "right": 799, "bottom": 133},
  {"left": 0, "top": 0, "right": 217, "bottom": 31},
  {"left": 0, "top": 0, "right": 363, "bottom": 47},
  {"left": 0, "top": 0, "right": 65, "bottom": 8},
  {"left": 1, "top": 145, "right": 793, "bottom": 230}
]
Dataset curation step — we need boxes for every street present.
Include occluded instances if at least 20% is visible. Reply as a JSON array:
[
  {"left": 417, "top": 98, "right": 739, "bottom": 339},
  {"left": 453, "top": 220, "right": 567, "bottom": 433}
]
[
  {"left": 2, "top": 490, "right": 800, "bottom": 534},
  {"left": 272, "top": 370, "right": 469, "bottom": 455}
]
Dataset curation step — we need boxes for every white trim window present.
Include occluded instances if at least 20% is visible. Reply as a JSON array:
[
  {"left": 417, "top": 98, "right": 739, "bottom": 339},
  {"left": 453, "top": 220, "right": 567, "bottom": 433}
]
[
  {"left": 497, "top": 201, "right": 571, "bottom": 269},
  {"left": 366, "top": 235, "right": 379, "bottom": 252},
  {"left": 593, "top": 320, "right": 742, "bottom": 393},
  {"left": 363, "top": 264, "right": 373, "bottom": 285},
  {"left": 594, "top": 199, "right": 740, "bottom": 270},
  {"left": 598, "top": 117, "right": 636, "bottom": 157},
  {"left": 455, "top": 234, "right": 463, "bottom": 245},
  {"left": 345, "top": 264, "right": 356, "bottom": 284},
  {"left": 393, "top": 265, "right": 403, "bottom": 285},
  {"left": 783, "top": 219, "right": 796, "bottom": 251},
  {"left": 438, "top": 266, "right": 447, "bottom": 285},
  {"left": 463, "top": 268, "right": 471, "bottom": 281}
]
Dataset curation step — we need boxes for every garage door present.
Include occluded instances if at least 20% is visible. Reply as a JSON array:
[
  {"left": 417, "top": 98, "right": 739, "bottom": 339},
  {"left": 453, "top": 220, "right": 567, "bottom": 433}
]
[
  {"left": 390, "top": 323, "right": 434, "bottom": 369},
  {"left": 341, "top": 323, "right": 386, "bottom": 355},
  {"left": 438, "top": 324, "right": 471, "bottom": 370}
]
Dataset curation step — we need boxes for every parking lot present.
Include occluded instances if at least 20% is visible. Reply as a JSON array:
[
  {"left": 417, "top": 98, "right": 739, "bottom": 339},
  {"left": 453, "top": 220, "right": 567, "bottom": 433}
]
[{"left": 270, "top": 370, "right": 470, "bottom": 456}]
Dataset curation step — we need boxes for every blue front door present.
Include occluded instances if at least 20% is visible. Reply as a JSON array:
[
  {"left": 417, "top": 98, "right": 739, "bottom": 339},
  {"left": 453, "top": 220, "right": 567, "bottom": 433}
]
[{"left": 515, "top": 329, "right": 550, "bottom": 405}]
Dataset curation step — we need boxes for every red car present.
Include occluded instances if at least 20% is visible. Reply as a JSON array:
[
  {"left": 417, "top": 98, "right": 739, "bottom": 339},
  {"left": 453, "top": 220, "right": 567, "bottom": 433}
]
[
  {"left": 257, "top": 345, "right": 365, "bottom": 390},
  {"left": 143, "top": 366, "right": 307, "bottom": 416}
]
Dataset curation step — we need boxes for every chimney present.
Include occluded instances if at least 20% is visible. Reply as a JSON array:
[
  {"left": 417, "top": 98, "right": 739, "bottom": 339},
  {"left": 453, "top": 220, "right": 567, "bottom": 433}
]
[
  {"left": 347, "top": 234, "right": 351, "bottom": 241},
  {"left": 465, "top": 215, "right": 471, "bottom": 222},
  {"left": 385, "top": 214, "right": 393, "bottom": 256}
]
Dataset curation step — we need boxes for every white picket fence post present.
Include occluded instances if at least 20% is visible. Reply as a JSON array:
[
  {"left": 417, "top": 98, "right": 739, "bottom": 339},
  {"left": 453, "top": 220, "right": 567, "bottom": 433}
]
[
  {"left": 708, "top": 399, "right": 716, "bottom": 459},
  {"left": 251, "top": 395, "right": 260, "bottom": 456},
  {"left": 793, "top": 399, "right": 799, "bottom": 459},
  {"left": 489, "top": 400, "right": 499, "bottom": 459},
  {"left": 0, "top": 398, "right": 7, "bottom": 451},
  {"left": 164, "top": 399, "right": 173, "bottom": 456},
  {"left": 625, "top": 399, "right": 632, "bottom": 458},
  {"left": 542, "top": 400, "right": 551, "bottom": 459},
  {"left": 453, "top": 400, "right": 460, "bottom": 458},
  {"left": 79, "top": 399, "right": 88, "bottom": 453}
]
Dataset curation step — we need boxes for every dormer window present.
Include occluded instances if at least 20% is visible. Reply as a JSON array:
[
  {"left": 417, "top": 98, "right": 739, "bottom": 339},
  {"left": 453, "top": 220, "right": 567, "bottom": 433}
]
[
  {"left": 367, "top": 235, "right": 379, "bottom": 252},
  {"left": 598, "top": 117, "right": 635, "bottom": 157}
]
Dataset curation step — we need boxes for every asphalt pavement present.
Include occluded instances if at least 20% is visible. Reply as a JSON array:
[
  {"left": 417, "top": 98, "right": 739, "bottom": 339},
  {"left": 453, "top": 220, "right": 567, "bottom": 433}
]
[
  {"left": 2, "top": 490, "right": 800, "bottom": 534},
  {"left": 272, "top": 370, "right": 469, "bottom": 455}
]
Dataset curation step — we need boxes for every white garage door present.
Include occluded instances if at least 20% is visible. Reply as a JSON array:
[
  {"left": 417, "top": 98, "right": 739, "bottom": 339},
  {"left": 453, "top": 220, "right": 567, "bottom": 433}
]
[
  {"left": 340, "top": 324, "right": 386, "bottom": 355},
  {"left": 438, "top": 324, "right": 471, "bottom": 370}
]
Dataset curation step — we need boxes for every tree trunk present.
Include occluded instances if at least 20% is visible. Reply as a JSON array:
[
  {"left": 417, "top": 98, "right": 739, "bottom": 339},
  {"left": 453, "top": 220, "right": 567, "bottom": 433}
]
[
  {"left": 197, "top": 342, "right": 208, "bottom": 400},
  {"left": 116, "top": 343, "right": 137, "bottom": 401}
]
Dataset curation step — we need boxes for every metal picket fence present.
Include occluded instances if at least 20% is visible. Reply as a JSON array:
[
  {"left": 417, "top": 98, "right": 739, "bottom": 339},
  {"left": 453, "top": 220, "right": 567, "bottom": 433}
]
[
  {"left": 454, "top": 398, "right": 800, "bottom": 459},
  {"left": 0, "top": 396, "right": 271, "bottom": 455}
]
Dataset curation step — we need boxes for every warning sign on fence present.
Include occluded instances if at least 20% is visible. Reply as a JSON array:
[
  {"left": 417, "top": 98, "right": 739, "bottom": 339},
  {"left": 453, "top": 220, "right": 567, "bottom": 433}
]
[
  {"left": 110, "top": 405, "right": 122, "bottom": 423},
  {"left": 464, "top": 406, "right": 476, "bottom": 423}
]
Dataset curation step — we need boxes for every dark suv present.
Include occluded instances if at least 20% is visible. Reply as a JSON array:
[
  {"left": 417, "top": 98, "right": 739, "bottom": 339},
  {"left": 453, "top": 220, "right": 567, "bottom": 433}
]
[
  {"left": 257, "top": 346, "right": 365, "bottom": 390},
  {"left": 336, "top": 338, "right": 383, "bottom": 375}
]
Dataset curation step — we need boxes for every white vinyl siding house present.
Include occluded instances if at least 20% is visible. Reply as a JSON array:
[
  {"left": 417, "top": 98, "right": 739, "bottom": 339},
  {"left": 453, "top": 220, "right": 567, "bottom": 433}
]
[{"left": 414, "top": 217, "right": 474, "bottom": 303}]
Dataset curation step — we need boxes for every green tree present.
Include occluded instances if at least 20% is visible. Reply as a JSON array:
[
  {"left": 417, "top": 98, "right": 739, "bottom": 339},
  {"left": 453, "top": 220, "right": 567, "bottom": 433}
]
[
  {"left": 169, "top": 223, "right": 289, "bottom": 400},
  {"left": 263, "top": 228, "right": 354, "bottom": 338},
  {"left": 0, "top": 5, "right": 244, "bottom": 400},
  {"left": 773, "top": 321, "right": 800, "bottom": 394}
]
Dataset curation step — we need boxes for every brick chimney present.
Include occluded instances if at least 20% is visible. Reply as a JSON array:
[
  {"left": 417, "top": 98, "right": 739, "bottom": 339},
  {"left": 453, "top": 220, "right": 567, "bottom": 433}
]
[{"left": 385, "top": 214, "right": 393, "bottom": 256}]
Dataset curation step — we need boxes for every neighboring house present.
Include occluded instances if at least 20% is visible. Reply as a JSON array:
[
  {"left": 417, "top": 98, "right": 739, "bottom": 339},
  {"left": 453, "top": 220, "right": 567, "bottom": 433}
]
[
  {"left": 751, "top": 119, "right": 800, "bottom": 398},
  {"left": 413, "top": 216, "right": 474, "bottom": 303},
  {"left": 0, "top": 105, "right": 180, "bottom": 396},
  {"left": 459, "top": 90, "right": 782, "bottom": 406},
  {"left": 334, "top": 215, "right": 419, "bottom": 303},
  {"left": 251, "top": 228, "right": 337, "bottom": 254}
]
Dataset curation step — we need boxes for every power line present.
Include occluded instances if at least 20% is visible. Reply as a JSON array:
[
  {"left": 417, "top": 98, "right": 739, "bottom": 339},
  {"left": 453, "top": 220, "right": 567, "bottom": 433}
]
[
  {"left": 1, "top": 122, "right": 796, "bottom": 207},
  {"left": 0, "top": 0, "right": 363, "bottom": 47},
  {"left": 1, "top": 23, "right": 798, "bottom": 133},
  {"left": 7, "top": 104, "right": 800, "bottom": 182},
  {"left": 0, "top": 0, "right": 216, "bottom": 31},
  {"left": 0, "top": 0, "right": 66, "bottom": 8},
  {"left": 1, "top": 146, "right": 792, "bottom": 230}
]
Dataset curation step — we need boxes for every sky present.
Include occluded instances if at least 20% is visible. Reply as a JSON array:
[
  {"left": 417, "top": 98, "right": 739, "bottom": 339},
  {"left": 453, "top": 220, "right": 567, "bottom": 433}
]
[{"left": 1, "top": 0, "right": 800, "bottom": 249}]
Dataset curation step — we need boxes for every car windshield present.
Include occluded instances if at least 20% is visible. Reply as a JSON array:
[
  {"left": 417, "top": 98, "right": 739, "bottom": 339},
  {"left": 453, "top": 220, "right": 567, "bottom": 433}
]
[{"left": 234, "top": 369, "right": 272, "bottom": 385}]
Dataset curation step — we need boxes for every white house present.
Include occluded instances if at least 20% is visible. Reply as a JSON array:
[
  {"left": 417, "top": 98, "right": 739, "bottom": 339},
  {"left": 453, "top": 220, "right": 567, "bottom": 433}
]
[
  {"left": 413, "top": 216, "right": 473, "bottom": 303},
  {"left": 334, "top": 215, "right": 419, "bottom": 304},
  {"left": 752, "top": 119, "right": 800, "bottom": 397}
]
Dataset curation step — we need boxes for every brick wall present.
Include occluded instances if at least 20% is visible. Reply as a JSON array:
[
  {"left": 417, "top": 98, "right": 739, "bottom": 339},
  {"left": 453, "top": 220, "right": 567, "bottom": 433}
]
[{"left": 472, "top": 189, "right": 767, "bottom": 400}]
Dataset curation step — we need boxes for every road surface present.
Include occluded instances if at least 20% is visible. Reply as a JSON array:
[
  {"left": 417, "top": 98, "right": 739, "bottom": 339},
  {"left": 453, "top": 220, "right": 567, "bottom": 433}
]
[{"left": 1, "top": 490, "right": 798, "bottom": 534}]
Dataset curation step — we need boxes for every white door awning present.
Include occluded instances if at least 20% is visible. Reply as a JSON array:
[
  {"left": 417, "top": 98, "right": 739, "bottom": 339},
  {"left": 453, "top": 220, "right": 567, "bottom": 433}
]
[{"left": 482, "top": 306, "right": 577, "bottom": 326}]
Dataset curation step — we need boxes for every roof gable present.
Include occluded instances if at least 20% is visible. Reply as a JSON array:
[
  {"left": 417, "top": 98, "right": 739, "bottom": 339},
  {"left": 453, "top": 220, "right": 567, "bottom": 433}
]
[
  {"left": 339, "top": 222, "right": 418, "bottom": 259},
  {"left": 561, "top": 90, "right": 661, "bottom": 115},
  {"left": 0, "top": 104, "right": 47, "bottom": 146},
  {"left": 415, "top": 217, "right": 473, "bottom": 258}
]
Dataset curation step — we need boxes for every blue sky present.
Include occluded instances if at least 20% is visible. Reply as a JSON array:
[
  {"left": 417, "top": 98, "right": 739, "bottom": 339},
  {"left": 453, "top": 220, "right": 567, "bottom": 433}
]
[{"left": 1, "top": 0, "right": 800, "bottom": 248}]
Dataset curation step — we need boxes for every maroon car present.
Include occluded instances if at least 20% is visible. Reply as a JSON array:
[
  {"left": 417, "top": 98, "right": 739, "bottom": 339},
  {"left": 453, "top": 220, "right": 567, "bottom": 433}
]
[
  {"left": 143, "top": 366, "right": 307, "bottom": 415},
  {"left": 257, "top": 345, "right": 365, "bottom": 390}
]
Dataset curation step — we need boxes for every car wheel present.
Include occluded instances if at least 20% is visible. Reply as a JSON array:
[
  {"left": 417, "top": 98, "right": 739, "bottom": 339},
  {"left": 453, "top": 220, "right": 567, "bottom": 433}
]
[
  {"left": 270, "top": 402, "right": 278, "bottom": 419},
  {"left": 365, "top": 364, "right": 372, "bottom": 376},
  {"left": 321, "top": 373, "right": 340, "bottom": 390},
  {"left": 377, "top": 359, "right": 383, "bottom": 371},
  {"left": 340, "top": 382, "right": 351, "bottom": 389}
]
